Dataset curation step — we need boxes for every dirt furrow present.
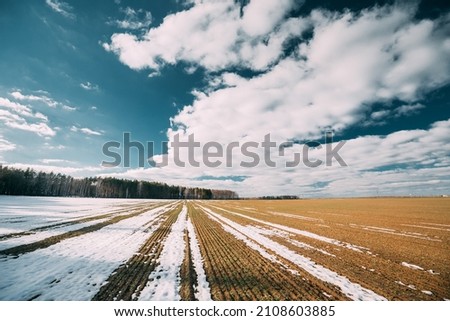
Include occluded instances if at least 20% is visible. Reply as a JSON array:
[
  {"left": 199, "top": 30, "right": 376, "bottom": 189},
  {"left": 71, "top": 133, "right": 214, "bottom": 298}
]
[
  {"left": 91, "top": 204, "right": 182, "bottom": 301},
  {"left": 190, "top": 203, "right": 337, "bottom": 300},
  {"left": 208, "top": 200, "right": 450, "bottom": 300},
  {"left": 180, "top": 230, "right": 197, "bottom": 301}
]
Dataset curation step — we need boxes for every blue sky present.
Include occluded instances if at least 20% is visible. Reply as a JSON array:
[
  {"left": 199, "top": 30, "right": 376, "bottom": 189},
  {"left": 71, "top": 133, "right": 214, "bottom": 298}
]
[{"left": 0, "top": 0, "right": 449, "bottom": 197}]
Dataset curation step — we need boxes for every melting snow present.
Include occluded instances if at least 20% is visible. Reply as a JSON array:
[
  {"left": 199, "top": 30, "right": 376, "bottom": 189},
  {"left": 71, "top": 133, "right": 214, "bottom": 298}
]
[
  {"left": 201, "top": 206, "right": 386, "bottom": 301},
  {"left": 139, "top": 205, "right": 187, "bottom": 301},
  {"left": 210, "top": 205, "right": 369, "bottom": 253},
  {"left": 186, "top": 217, "right": 211, "bottom": 301},
  {"left": 401, "top": 262, "right": 424, "bottom": 271},
  {"left": 0, "top": 203, "right": 173, "bottom": 300}
]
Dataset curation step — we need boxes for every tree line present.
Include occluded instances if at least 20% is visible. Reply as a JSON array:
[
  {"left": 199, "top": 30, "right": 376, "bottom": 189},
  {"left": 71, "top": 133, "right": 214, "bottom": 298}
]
[{"left": 0, "top": 166, "right": 238, "bottom": 199}]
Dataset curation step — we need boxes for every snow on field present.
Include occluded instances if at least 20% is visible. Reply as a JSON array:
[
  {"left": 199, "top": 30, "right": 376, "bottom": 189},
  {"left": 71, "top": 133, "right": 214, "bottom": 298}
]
[
  {"left": 268, "top": 211, "right": 323, "bottom": 222},
  {"left": 365, "top": 226, "right": 396, "bottom": 232},
  {"left": 0, "top": 202, "right": 175, "bottom": 300},
  {"left": 401, "top": 224, "right": 450, "bottom": 232},
  {"left": 0, "top": 196, "right": 162, "bottom": 235},
  {"left": 349, "top": 223, "right": 442, "bottom": 242},
  {"left": 186, "top": 217, "right": 211, "bottom": 301},
  {"left": 206, "top": 211, "right": 284, "bottom": 265},
  {"left": 201, "top": 206, "right": 387, "bottom": 301},
  {"left": 421, "top": 222, "right": 450, "bottom": 228},
  {"left": 0, "top": 216, "right": 111, "bottom": 251},
  {"left": 209, "top": 204, "right": 369, "bottom": 253},
  {"left": 401, "top": 262, "right": 424, "bottom": 271},
  {"left": 247, "top": 225, "right": 335, "bottom": 257},
  {"left": 138, "top": 205, "right": 187, "bottom": 301}
]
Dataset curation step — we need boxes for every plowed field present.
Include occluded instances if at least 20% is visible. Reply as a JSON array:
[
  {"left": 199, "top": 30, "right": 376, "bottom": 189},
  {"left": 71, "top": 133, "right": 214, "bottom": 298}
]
[{"left": 0, "top": 197, "right": 448, "bottom": 301}]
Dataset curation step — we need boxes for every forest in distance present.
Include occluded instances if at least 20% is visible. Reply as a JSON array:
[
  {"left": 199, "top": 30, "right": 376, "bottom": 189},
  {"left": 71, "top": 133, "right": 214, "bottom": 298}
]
[{"left": 0, "top": 166, "right": 238, "bottom": 200}]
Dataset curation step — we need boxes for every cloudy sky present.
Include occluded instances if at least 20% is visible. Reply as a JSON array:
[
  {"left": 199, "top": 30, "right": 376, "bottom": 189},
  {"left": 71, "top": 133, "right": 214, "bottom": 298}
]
[{"left": 1, "top": 0, "right": 449, "bottom": 197}]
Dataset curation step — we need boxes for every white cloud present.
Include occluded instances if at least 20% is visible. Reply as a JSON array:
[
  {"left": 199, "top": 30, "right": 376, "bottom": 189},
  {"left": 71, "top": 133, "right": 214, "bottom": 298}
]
[
  {"left": 10, "top": 90, "right": 81, "bottom": 114},
  {"left": 370, "top": 110, "right": 390, "bottom": 120},
  {"left": 115, "top": 118, "right": 450, "bottom": 197},
  {"left": 0, "top": 97, "right": 34, "bottom": 117},
  {"left": 80, "top": 128, "right": 102, "bottom": 136},
  {"left": 0, "top": 137, "right": 16, "bottom": 152},
  {"left": 110, "top": 7, "right": 152, "bottom": 30},
  {"left": 4, "top": 162, "right": 118, "bottom": 178},
  {"left": 80, "top": 82, "right": 100, "bottom": 91},
  {"left": 10, "top": 91, "right": 58, "bottom": 108},
  {"left": 40, "top": 158, "right": 75, "bottom": 165},
  {"left": 105, "top": 2, "right": 450, "bottom": 142},
  {"left": 70, "top": 125, "right": 102, "bottom": 136},
  {"left": 34, "top": 112, "right": 48, "bottom": 121},
  {"left": 45, "top": 0, "right": 75, "bottom": 19},
  {"left": 62, "top": 104, "right": 77, "bottom": 111},
  {"left": 0, "top": 96, "right": 55, "bottom": 137},
  {"left": 10, "top": 122, "right": 55, "bottom": 137},
  {"left": 241, "top": 0, "right": 300, "bottom": 37},
  {"left": 395, "top": 103, "right": 425, "bottom": 116},
  {"left": 0, "top": 109, "right": 56, "bottom": 137},
  {"left": 166, "top": 4, "right": 450, "bottom": 143},
  {"left": 104, "top": 2, "right": 450, "bottom": 197},
  {"left": 105, "top": 0, "right": 307, "bottom": 71},
  {"left": 43, "top": 143, "right": 66, "bottom": 150}
]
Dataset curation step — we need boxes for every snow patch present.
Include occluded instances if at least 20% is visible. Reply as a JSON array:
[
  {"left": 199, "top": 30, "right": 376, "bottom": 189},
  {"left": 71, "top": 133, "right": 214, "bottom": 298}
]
[
  {"left": 210, "top": 205, "right": 369, "bottom": 253},
  {"left": 139, "top": 205, "right": 187, "bottom": 301},
  {"left": 186, "top": 217, "right": 211, "bottom": 301},
  {"left": 0, "top": 203, "right": 174, "bottom": 300},
  {"left": 254, "top": 226, "right": 335, "bottom": 257},
  {"left": 401, "top": 224, "right": 450, "bottom": 232},
  {"left": 401, "top": 262, "right": 424, "bottom": 271},
  {"left": 268, "top": 211, "right": 323, "bottom": 222},
  {"left": 201, "top": 206, "right": 386, "bottom": 301},
  {"left": 427, "top": 269, "right": 439, "bottom": 275},
  {"left": 207, "top": 213, "right": 284, "bottom": 266}
]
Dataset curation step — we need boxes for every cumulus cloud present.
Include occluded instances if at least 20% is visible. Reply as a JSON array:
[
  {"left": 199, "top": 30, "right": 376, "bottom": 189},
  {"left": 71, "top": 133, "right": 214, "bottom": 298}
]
[
  {"left": 105, "top": 2, "right": 450, "bottom": 143},
  {"left": 104, "top": 0, "right": 307, "bottom": 71},
  {"left": 115, "top": 118, "right": 450, "bottom": 197},
  {"left": 104, "top": 1, "right": 450, "bottom": 197}
]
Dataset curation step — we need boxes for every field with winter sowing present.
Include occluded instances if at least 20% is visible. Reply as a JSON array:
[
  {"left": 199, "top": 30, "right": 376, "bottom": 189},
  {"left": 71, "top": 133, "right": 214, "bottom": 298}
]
[{"left": 0, "top": 196, "right": 449, "bottom": 301}]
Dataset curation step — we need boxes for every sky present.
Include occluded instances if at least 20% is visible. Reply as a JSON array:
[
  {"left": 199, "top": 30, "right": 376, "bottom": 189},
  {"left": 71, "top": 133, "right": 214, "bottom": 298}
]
[{"left": 0, "top": 0, "right": 449, "bottom": 197}]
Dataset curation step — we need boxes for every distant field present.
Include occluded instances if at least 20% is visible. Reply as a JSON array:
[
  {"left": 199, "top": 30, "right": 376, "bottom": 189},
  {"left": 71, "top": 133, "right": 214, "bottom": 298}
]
[{"left": 0, "top": 196, "right": 449, "bottom": 300}]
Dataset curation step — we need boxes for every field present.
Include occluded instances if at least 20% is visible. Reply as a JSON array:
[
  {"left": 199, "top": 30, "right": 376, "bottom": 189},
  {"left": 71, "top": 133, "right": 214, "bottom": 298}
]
[{"left": 0, "top": 196, "right": 449, "bottom": 301}]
